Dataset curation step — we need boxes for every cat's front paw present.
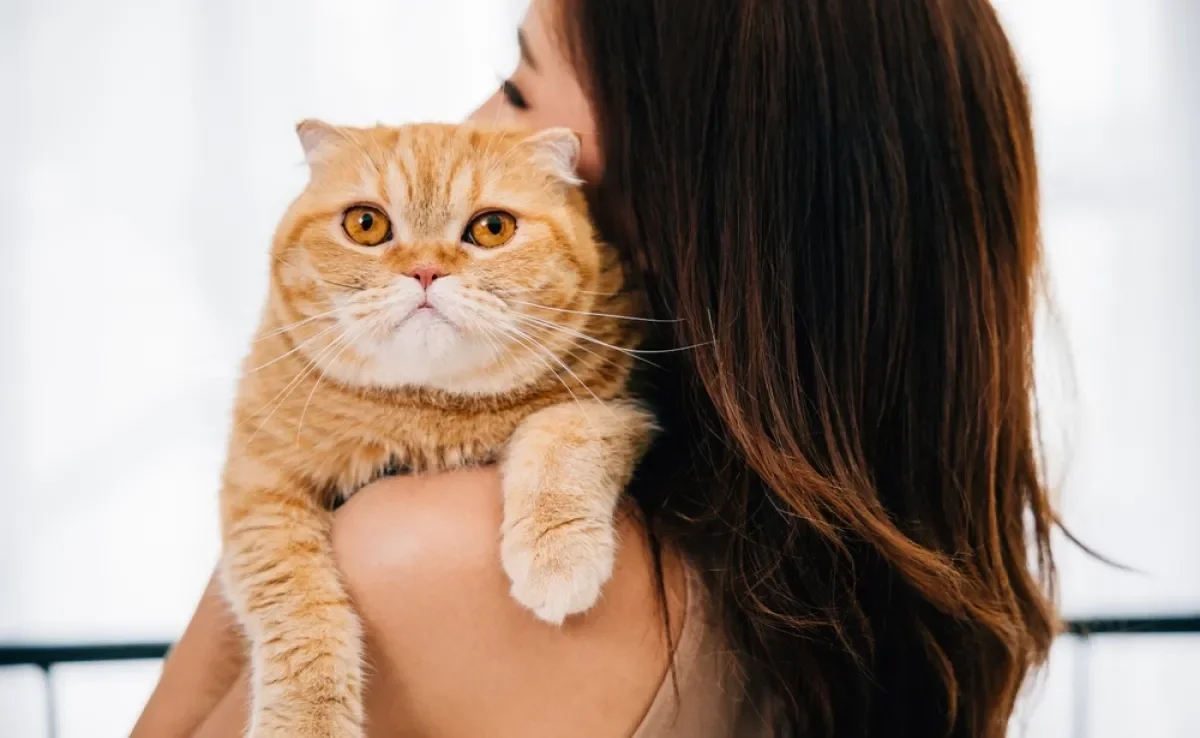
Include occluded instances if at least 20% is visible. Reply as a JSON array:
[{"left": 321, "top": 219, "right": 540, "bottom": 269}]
[{"left": 501, "top": 513, "right": 616, "bottom": 625}]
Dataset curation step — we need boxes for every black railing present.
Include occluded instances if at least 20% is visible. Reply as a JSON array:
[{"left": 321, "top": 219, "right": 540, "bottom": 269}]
[
  {"left": 1062, "top": 614, "right": 1200, "bottom": 636},
  {"left": 2, "top": 617, "right": 1198, "bottom": 738},
  {"left": 0, "top": 641, "right": 170, "bottom": 738},
  {"left": 0, "top": 642, "right": 171, "bottom": 670}
]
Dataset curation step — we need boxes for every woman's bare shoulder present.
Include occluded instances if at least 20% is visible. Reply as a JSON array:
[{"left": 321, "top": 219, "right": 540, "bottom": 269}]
[{"left": 331, "top": 468, "right": 687, "bottom": 738}]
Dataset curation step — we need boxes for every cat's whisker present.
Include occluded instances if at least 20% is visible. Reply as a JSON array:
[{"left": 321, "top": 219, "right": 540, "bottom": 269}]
[
  {"left": 272, "top": 253, "right": 365, "bottom": 292},
  {"left": 253, "top": 323, "right": 359, "bottom": 435},
  {"left": 318, "top": 276, "right": 365, "bottom": 292},
  {"left": 474, "top": 322, "right": 504, "bottom": 365},
  {"left": 475, "top": 321, "right": 520, "bottom": 376},
  {"left": 512, "top": 313, "right": 655, "bottom": 370},
  {"left": 293, "top": 336, "right": 353, "bottom": 446},
  {"left": 515, "top": 313, "right": 712, "bottom": 359},
  {"left": 496, "top": 322, "right": 617, "bottom": 421},
  {"left": 296, "top": 308, "right": 391, "bottom": 445},
  {"left": 454, "top": 302, "right": 550, "bottom": 380},
  {"left": 514, "top": 316, "right": 633, "bottom": 373},
  {"left": 507, "top": 299, "right": 681, "bottom": 324},
  {"left": 255, "top": 303, "right": 353, "bottom": 343},
  {"left": 493, "top": 324, "right": 589, "bottom": 416},
  {"left": 249, "top": 291, "right": 408, "bottom": 373},
  {"left": 247, "top": 320, "right": 344, "bottom": 374},
  {"left": 453, "top": 298, "right": 584, "bottom": 377},
  {"left": 247, "top": 293, "right": 412, "bottom": 444},
  {"left": 501, "top": 285, "right": 630, "bottom": 294},
  {"left": 436, "top": 298, "right": 498, "bottom": 338},
  {"left": 496, "top": 286, "right": 630, "bottom": 299},
  {"left": 510, "top": 314, "right": 664, "bottom": 370},
  {"left": 520, "top": 334, "right": 619, "bottom": 427},
  {"left": 243, "top": 327, "right": 350, "bottom": 448},
  {"left": 464, "top": 310, "right": 510, "bottom": 364},
  {"left": 491, "top": 320, "right": 575, "bottom": 387}
]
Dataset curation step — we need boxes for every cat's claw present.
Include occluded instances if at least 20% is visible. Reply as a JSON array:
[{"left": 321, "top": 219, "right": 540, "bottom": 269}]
[{"left": 501, "top": 516, "right": 616, "bottom": 625}]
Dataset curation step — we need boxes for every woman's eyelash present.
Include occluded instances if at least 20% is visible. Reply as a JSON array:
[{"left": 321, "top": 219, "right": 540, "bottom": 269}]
[{"left": 501, "top": 80, "right": 529, "bottom": 110}]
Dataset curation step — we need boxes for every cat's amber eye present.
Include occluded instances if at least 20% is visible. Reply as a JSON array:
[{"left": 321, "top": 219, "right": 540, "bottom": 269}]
[
  {"left": 342, "top": 206, "right": 392, "bottom": 246},
  {"left": 463, "top": 211, "right": 517, "bottom": 248}
]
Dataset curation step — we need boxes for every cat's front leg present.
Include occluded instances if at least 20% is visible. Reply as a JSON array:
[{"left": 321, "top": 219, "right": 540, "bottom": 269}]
[
  {"left": 220, "top": 461, "right": 363, "bottom": 738},
  {"left": 500, "top": 399, "right": 657, "bottom": 624}
]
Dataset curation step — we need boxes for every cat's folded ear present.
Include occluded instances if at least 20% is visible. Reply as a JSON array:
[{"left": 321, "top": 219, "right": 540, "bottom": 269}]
[
  {"left": 521, "top": 128, "right": 583, "bottom": 187},
  {"left": 296, "top": 119, "right": 341, "bottom": 168}
]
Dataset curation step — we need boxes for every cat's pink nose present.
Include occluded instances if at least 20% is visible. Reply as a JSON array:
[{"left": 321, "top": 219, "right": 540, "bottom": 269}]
[{"left": 407, "top": 266, "right": 443, "bottom": 290}]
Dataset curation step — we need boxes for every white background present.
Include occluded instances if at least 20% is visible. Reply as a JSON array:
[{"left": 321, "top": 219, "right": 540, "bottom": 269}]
[{"left": 1, "top": 0, "right": 1197, "bottom": 735}]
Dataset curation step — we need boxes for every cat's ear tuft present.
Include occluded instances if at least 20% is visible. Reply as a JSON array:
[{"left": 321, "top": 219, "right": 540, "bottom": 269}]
[
  {"left": 296, "top": 119, "right": 340, "bottom": 166},
  {"left": 522, "top": 128, "right": 583, "bottom": 186}
]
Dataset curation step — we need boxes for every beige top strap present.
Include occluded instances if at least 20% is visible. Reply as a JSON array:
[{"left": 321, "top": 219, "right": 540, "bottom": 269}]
[{"left": 632, "top": 567, "right": 774, "bottom": 738}]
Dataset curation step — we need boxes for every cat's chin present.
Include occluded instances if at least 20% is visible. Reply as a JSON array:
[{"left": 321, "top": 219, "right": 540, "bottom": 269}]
[
  {"left": 320, "top": 320, "right": 534, "bottom": 397},
  {"left": 336, "top": 356, "right": 541, "bottom": 397},
  {"left": 365, "top": 317, "right": 462, "bottom": 365}
]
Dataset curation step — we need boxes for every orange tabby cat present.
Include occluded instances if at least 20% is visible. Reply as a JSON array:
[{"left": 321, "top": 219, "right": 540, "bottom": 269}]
[{"left": 219, "top": 121, "right": 656, "bottom": 737}]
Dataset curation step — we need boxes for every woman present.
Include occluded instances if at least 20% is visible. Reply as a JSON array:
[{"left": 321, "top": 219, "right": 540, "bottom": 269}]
[{"left": 135, "top": 0, "right": 1059, "bottom": 735}]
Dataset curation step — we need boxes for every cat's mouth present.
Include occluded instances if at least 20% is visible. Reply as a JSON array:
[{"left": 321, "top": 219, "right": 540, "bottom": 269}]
[{"left": 393, "top": 302, "right": 451, "bottom": 329}]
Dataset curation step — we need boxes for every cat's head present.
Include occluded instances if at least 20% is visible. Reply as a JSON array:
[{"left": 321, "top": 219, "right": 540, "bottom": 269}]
[{"left": 269, "top": 121, "right": 632, "bottom": 396}]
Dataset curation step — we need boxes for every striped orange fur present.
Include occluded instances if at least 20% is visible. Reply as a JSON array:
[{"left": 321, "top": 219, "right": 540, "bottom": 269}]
[{"left": 219, "top": 121, "right": 656, "bottom": 737}]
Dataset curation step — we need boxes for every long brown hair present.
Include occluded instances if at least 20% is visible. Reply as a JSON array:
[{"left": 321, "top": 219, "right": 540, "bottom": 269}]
[{"left": 557, "top": 0, "right": 1059, "bottom": 736}]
